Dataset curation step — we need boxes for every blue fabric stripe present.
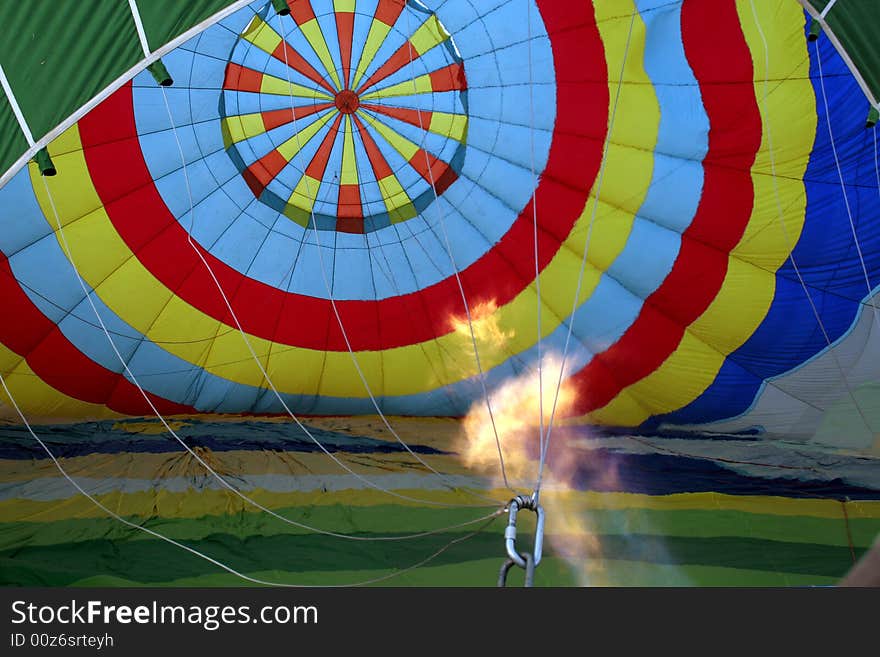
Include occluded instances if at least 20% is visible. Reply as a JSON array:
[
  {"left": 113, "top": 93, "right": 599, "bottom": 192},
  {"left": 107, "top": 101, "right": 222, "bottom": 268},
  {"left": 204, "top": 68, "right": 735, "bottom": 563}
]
[
  {"left": 134, "top": 0, "right": 555, "bottom": 300},
  {"left": 661, "top": 26, "right": 880, "bottom": 427}
]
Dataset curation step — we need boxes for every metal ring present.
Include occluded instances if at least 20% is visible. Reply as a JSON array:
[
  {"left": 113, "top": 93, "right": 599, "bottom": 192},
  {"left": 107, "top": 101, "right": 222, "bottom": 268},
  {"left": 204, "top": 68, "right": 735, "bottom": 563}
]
[
  {"left": 498, "top": 552, "right": 535, "bottom": 587},
  {"left": 505, "top": 496, "right": 545, "bottom": 568}
]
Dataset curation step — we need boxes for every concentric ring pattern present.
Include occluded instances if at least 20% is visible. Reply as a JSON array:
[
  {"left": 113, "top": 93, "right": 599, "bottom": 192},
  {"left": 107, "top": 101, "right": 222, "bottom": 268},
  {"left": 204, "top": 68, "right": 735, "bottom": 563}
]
[
  {"left": 1, "top": 0, "right": 880, "bottom": 449},
  {"left": 221, "top": 1, "right": 469, "bottom": 233}
]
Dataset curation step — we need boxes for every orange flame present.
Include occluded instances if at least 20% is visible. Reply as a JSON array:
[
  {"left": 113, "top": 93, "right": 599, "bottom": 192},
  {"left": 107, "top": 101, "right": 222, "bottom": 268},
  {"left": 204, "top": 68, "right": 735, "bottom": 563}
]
[
  {"left": 448, "top": 299, "right": 513, "bottom": 366},
  {"left": 456, "top": 349, "right": 618, "bottom": 585},
  {"left": 459, "top": 353, "right": 575, "bottom": 488}
]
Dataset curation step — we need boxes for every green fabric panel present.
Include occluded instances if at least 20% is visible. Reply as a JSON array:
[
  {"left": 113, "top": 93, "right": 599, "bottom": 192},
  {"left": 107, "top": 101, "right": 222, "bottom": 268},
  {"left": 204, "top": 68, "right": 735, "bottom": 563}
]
[
  {"left": 822, "top": 1, "right": 880, "bottom": 102},
  {"left": 135, "top": 0, "right": 236, "bottom": 53},
  {"left": 0, "top": 533, "right": 862, "bottom": 586},
  {"left": 3, "top": 500, "right": 866, "bottom": 586},
  {"left": 0, "top": 1, "right": 142, "bottom": 148},
  {"left": 0, "top": 505, "right": 492, "bottom": 548},
  {"left": 0, "top": 0, "right": 240, "bottom": 177},
  {"left": 0, "top": 95, "right": 29, "bottom": 177},
  {"left": 67, "top": 560, "right": 840, "bottom": 587},
  {"left": 2, "top": 505, "right": 877, "bottom": 551},
  {"left": 584, "top": 509, "right": 880, "bottom": 549},
  {"left": 0, "top": 530, "right": 502, "bottom": 586}
]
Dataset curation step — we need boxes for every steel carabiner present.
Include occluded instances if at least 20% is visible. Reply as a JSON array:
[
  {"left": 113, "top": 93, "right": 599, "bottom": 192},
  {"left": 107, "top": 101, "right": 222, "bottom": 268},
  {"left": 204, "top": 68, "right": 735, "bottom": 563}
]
[
  {"left": 503, "top": 493, "right": 545, "bottom": 570},
  {"left": 498, "top": 551, "right": 535, "bottom": 587}
]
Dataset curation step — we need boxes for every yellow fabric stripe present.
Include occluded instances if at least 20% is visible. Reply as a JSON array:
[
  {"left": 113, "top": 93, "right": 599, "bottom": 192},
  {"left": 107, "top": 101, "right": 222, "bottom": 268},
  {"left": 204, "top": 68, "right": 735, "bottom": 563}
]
[
  {"left": 428, "top": 111, "right": 467, "bottom": 142},
  {"left": 333, "top": 0, "right": 356, "bottom": 12},
  {"left": 358, "top": 112, "right": 418, "bottom": 160},
  {"left": 276, "top": 110, "right": 336, "bottom": 160},
  {"left": 26, "top": 8, "right": 657, "bottom": 401},
  {"left": 377, "top": 173, "right": 411, "bottom": 219},
  {"left": 0, "top": 343, "right": 122, "bottom": 421},
  {"left": 241, "top": 15, "right": 282, "bottom": 55},
  {"left": 360, "top": 73, "right": 432, "bottom": 100},
  {"left": 288, "top": 174, "right": 322, "bottom": 211},
  {"left": 0, "top": 488, "right": 487, "bottom": 522},
  {"left": 408, "top": 15, "right": 449, "bottom": 55},
  {"left": 590, "top": 1, "right": 816, "bottom": 425},
  {"left": 2, "top": 488, "right": 876, "bottom": 523},
  {"left": 260, "top": 72, "right": 333, "bottom": 100},
  {"left": 351, "top": 19, "right": 392, "bottom": 90},
  {"left": 547, "top": 491, "right": 880, "bottom": 520},
  {"left": 528, "top": 0, "right": 658, "bottom": 357},
  {"left": 0, "top": 449, "right": 472, "bottom": 483},
  {"left": 32, "top": 127, "right": 103, "bottom": 222},
  {"left": 221, "top": 113, "right": 267, "bottom": 145},
  {"left": 299, "top": 18, "right": 342, "bottom": 90},
  {"left": 340, "top": 116, "right": 359, "bottom": 185}
]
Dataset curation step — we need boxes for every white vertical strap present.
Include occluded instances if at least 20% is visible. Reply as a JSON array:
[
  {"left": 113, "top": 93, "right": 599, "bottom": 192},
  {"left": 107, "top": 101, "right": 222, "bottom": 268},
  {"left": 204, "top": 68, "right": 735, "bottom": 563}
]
[
  {"left": 127, "top": 0, "right": 152, "bottom": 56},
  {"left": 0, "top": 63, "right": 35, "bottom": 146},
  {"left": 820, "top": 0, "right": 839, "bottom": 20}
]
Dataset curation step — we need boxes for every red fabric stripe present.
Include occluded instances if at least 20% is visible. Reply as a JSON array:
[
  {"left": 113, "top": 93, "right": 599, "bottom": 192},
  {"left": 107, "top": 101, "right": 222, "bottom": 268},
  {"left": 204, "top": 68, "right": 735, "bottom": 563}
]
[
  {"left": 223, "top": 63, "right": 263, "bottom": 93},
  {"left": 338, "top": 184, "right": 363, "bottom": 219},
  {"left": 431, "top": 166, "right": 457, "bottom": 196},
  {"left": 408, "top": 150, "right": 457, "bottom": 195},
  {"left": 362, "top": 104, "right": 433, "bottom": 130},
  {"left": 286, "top": 0, "right": 316, "bottom": 25},
  {"left": 79, "top": 0, "right": 607, "bottom": 353},
  {"left": 356, "top": 44, "right": 413, "bottom": 95},
  {"left": 374, "top": 0, "right": 406, "bottom": 27},
  {"left": 0, "top": 254, "right": 194, "bottom": 415},
  {"left": 567, "top": 0, "right": 763, "bottom": 416},
  {"left": 336, "top": 11, "right": 355, "bottom": 89},
  {"left": 304, "top": 114, "right": 343, "bottom": 179},
  {"left": 244, "top": 149, "right": 289, "bottom": 196},
  {"left": 270, "top": 41, "right": 336, "bottom": 95},
  {"left": 337, "top": 217, "right": 365, "bottom": 234},
  {"left": 261, "top": 103, "right": 332, "bottom": 132},
  {"left": 352, "top": 115, "right": 394, "bottom": 179},
  {"left": 429, "top": 63, "right": 467, "bottom": 93}
]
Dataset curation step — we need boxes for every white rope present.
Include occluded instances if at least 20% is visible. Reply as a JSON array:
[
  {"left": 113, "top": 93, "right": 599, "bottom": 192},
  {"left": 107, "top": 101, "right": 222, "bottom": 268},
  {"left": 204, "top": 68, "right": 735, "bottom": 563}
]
[
  {"left": 126, "top": 0, "right": 152, "bottom": 57},
  {"left": 269, "top": 11, "right": 502, "bottom": 503},
  {"left": 122, "top": 5, "right": 497, "bottom": 512},
  {"left": 0, "top": 371, "right": 501, "bottom": 586},
  {"left": 819, "top": 0, "right": 838, "bottom": 20},
  {"left": 39, "top": 166, "right": 496, "bottom": 550},
  {"left": 537, "top": 10, "right": 638, "bottom": 493},
  {"left": 815, "top": 40, "right": 880, "bottom": 331},
  {"left": 0, "top": 63, "right": 35, "bottom": 146},
  {"left": 747, "top": 0, "right": 875, "bottom": 434},
  {"left": 157, "top": 81, "right": 494, "bottom": 509},
  {"left": 348, "top": 118, "right": 462, "bottom": 412},
  {"left": 526, "top": 0, "right": 546, "bottom": 488},
  {"left": 873, "top": 100, "right": 880, "bottom": 204},
  {"left": 397, "top": 4, "right": 514, "bottom": 491},
  {"left": 0, "top": 2, "right": 505, "bottom": 588}
]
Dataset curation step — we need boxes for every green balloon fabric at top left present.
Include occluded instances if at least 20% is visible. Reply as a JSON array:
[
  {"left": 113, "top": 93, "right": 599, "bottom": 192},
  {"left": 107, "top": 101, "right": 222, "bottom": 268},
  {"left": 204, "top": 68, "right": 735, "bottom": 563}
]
[{"left": 0, "top": 0, "right": 238, "bottom": 177}]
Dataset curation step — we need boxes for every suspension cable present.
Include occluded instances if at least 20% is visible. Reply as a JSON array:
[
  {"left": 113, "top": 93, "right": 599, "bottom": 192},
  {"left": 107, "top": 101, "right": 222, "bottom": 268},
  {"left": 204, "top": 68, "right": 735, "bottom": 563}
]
[
  {"left": 1, "top": 369, "right": 502, "bottom": 586},
  {"left": 42, "top": 161, "right": 502, "bottom": 548},
  {"left": 156, "top": 83, "right": 491, "bottom": 508},
  {"left": 270, "top": 10, "right": 503, "bottom": 504},
  {"left": 79, "top": 3, "right": 497, "bottom": 521},
  {"left": 526, "top": 0, "right": 546, "bottom": 484},
  {"left": 746, "top": 0, "right": 875, "bottom": 436},
  {"left": 815, "top": 39, "right": 880, "bottom": 330},
  {"left": 398, "top": 3, "right": 514, "bottom": 491},
  {"left": 537, "top": 9, "right": 638, "bottom": 494},
  {"left": 348, "top": 106, "right": 462, "bottom": 413}
]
